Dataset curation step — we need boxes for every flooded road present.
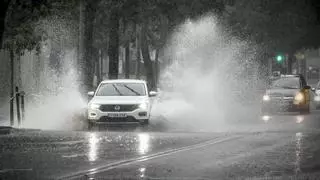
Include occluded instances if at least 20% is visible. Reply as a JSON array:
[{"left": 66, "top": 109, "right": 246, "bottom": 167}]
[{"left": 1, "top": 111, "right": 320, "bottom": 179}]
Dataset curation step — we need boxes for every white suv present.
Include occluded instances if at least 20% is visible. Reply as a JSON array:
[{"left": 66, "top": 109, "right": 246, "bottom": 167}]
[{"left": 87, "top": 79, "right": 157, "bottom": 129}]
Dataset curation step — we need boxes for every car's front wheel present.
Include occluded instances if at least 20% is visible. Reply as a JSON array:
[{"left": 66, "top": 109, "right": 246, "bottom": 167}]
[
  {"left": 140, "top": 119, "right": 149, "bottom": 130},
  {"left": 87, "top": 121, "right": 94, "bottom": 131},
  {"left": 300, "top": 104, "right": 310, "bottom": 114}
]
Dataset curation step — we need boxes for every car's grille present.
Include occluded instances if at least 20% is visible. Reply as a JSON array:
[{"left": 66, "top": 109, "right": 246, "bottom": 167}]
[
  {"left": 98, "top": 116, "right": 138, "bottom": 122},
  {"left": 99, "top": 104, "right": 139, "bottom": 112},
  {"left": 270, "top": 96, "right": 294, "bottom": 101},
  {"left": 270, "top": 93, "right": 283, "bottom": 97}
]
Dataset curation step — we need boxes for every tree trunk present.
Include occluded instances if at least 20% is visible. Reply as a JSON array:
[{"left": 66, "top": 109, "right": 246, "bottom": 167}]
[
  {"left": 78, "top": 0, "right": 95, "bottom": 95},
  {"left": 98, "top": 49, "right": 102, "bottom": 82},
  {"left": 125, "top": 44, "right": 130, "bottom": 78},
  {"left": 10, "top": 48, "right": 14, "bottom": 126},
  {"left": 93, "top": 47, "right": 99, "bottom": 87},
  {"left": 108, "top": 9, "right": 119, "bottom": 79},
  {"left": 154, "top": 49, "right": 159, "bottom": 85},
  {"left": 123, "top": 20, "right": 130, "bottom": 79},
  {"left": 141, "top": 21, "right": 155, "bottom": 90},
  {"left": 103, "top": 37, "right": 109, "bottom": 80},
  {"left": 83, "top": 0, "right": 95, "bottom": 91},
  {"left": 136, "top": 24, "right": 141, "bottom": 79},
  {"left": 155, "top": 14, "right": 169, "bottom": 86},
  {"left": 49, "top": 49, "right": 61, "bottom": 73},
  {"left": 0, "top": 0, "right": 11, "bottom": 49},
  {"left": 78, "top": 0, "right": 85, "bottom": 92},
  {"left": 287, "top": 54, "right": 292, "bottom": 74},
  {"left": 35, "top": 52, "right": 41, "bottom": 94},
  {"left": 16, "top": 55, "right": 22, "bottom": 89}
]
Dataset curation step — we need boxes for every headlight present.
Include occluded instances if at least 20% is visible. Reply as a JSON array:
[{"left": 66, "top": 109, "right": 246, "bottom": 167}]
[
  {"left": 139, "top": 102, "right": 148, "bottom": 110},
  {"left": 89, "top": 103, "right": 100, "bottom": 110},
  {"left": 294, "top": 92, "right": 304, "bottom": 102},
  {"left": 263, "top": 95, "right": 270, "bottom": 101}
]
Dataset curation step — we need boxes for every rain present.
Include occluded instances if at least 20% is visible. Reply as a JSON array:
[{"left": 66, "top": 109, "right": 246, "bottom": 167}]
[{"left": 1, "top": 0, "right": 320, "bottom": 179}]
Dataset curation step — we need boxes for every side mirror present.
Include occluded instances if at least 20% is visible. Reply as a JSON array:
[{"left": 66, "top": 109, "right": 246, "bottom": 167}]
[
  {"left": 149, "top": 91, "right": 157, "bottom": 97},
  {"left": 304, "top": 85, "right": 311, "bottom": 90},
  {"left": 88, "top": 91, "right": 94, "bottom": 96}
]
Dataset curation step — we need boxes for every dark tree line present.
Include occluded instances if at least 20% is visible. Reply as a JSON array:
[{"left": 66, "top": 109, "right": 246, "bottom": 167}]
[{"left": 1, "top": 0, "right": 320, "bottom": 94}]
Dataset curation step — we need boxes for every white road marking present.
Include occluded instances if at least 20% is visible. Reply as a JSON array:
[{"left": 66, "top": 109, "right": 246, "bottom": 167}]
[
  {"left": 0, "top": 168, "right": 32, "bottom": 173},
  {"left": 59, "top": 135, "right": 242, "bottom": 180}
]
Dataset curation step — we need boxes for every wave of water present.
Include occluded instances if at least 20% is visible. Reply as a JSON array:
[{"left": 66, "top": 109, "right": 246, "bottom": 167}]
[
  {"left": 152, "top": 15, "right": 264, "bottom": 132},
  {"left": 21, "top": 49, "right": 86, "bottom": 130}
]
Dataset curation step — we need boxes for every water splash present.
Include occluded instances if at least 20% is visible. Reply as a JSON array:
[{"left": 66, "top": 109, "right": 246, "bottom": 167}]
[
  {"left": 20, "top": 48, "right": 86, "bottom": 130},
  {"left": 15, "top": 13, "right": 87, "bottom": 130},
  {"left": 152, "top": 15, "right": 263, "bottom": 132}
]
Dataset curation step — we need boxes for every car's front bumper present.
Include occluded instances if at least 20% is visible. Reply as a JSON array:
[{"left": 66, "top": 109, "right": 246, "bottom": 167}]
[
  {"left": 87, "top": 108, "right": 150, "bottom": 125},
  {"left": 261, "top": 100, "right": 308, "bottom": 114}
]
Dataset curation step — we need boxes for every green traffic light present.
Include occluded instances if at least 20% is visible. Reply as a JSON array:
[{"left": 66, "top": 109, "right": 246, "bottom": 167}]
[{"left": 276, "top": 55, "right": 283, "bottom": 62}]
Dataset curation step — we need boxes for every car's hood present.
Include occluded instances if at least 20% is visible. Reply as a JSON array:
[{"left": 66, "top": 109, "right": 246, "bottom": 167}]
[
  {"left": 89, "top": 96, "right": 149, "bottom": 104},
  {"left": 266, "top": 88, "right": 299, "bottom": 96}
]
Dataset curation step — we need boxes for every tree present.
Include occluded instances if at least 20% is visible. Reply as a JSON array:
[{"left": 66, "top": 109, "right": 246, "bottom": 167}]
[
  {"left": 2, "top": 0, "right": 51, "bottom": 125},
  {"left": 0, "top": 0, "right": 11, "bottom": 48},
  {"left": 79, "top": 0, "right": 99, "bottom": 92},
  {"left": 136, "top": 0, "right": 225, "bottom": 89},
  {"left": 140, "top": 20, "right": 156, "bottom": 89},
  {"left": 224, "top": 0, "right": 318, "bottom": 54},
  {"left": 223, "top": 0, "right": 320, "bottom": 74},
  {"left": 108, "top": 9, "right": 120, "bottom": 79}
]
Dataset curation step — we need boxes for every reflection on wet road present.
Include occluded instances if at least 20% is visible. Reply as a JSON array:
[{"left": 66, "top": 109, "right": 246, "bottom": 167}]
[{"left": 1, "top": 111, "right": 320, "bottom": 179}]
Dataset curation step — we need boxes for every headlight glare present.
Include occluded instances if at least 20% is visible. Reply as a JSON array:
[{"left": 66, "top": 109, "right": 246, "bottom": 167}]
[
  {"left": 89, "top": 103, "right": 100, "bottom": 110},
  {"left": 294, "top": 92, "right": 304, "bottom": 102},
  {"left": 139, "top": 102, "right": 148, "bottom": 110},
  {"left": 263, "top": 95, "right": 270, "bottom": 101}
]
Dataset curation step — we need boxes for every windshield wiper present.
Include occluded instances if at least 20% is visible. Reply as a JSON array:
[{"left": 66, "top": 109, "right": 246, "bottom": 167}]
[
  {"left": 123, "top": 85, "right": 141, "bottom": 96},
  {"left": 112, "top": 84, "right": 123, "bottom": 96}
]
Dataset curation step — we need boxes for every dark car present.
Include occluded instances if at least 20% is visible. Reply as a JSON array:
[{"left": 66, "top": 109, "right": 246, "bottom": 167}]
[{"left": 261, "top": 74, "right": 311, "bottom": 114}]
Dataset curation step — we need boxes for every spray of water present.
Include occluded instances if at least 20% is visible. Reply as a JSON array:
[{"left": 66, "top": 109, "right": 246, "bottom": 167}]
[
  {"left": 20, "top": 49, "right": 86, "bottom": 130},
  {"left": 18, "top": 15, "right": 86, "bottom": 130},
  {"left": 152, "top": 15, "right": 263, "bottom": 132}
]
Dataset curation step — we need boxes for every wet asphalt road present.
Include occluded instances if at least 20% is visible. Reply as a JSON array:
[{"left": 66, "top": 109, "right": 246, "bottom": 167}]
[{"left": 2, "top": 111, "right": 320, "bottom": 179}]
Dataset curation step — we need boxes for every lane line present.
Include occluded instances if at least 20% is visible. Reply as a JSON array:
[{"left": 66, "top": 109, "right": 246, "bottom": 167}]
[
  {"left": 0, "top": 168, "right": 33, "bottom": 173},
  {"left": 59, "top": 135, "right": 242, "bottom": 180}
]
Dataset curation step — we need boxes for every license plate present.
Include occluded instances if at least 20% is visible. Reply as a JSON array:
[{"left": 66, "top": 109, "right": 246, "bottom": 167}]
[{"left": 107, "top": 113, "right": 127, "bottom": 118}]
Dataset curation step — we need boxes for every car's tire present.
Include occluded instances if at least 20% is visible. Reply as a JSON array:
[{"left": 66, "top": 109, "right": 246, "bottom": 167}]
[
  {"left": 87, "top": 121, "right": 94, "bottom": 131},
  {"left": 300, "top": 104, "right": 310, "bottom": 114},
  {"left": 143, "top": 119, "right": 149, "bottom": 125},
  {"left": 140, "top": 119, "right": 149, "bottom": 131}
]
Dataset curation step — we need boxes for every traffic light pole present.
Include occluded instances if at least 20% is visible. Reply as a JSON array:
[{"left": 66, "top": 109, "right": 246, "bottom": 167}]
[
  {"left": 268, "top": 57, "right": 272, "bottom": 76},
  {"left": 286, "top": 54, "right": 292, "bottom": 74}
]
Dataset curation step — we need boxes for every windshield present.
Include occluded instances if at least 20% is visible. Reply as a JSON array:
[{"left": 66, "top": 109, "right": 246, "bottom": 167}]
[
  {"left": 95, "top": 83, "right": 146, "bottom": 96},
  {"left": 271, "top": 77, "right": 300, "bottom": 89}
]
